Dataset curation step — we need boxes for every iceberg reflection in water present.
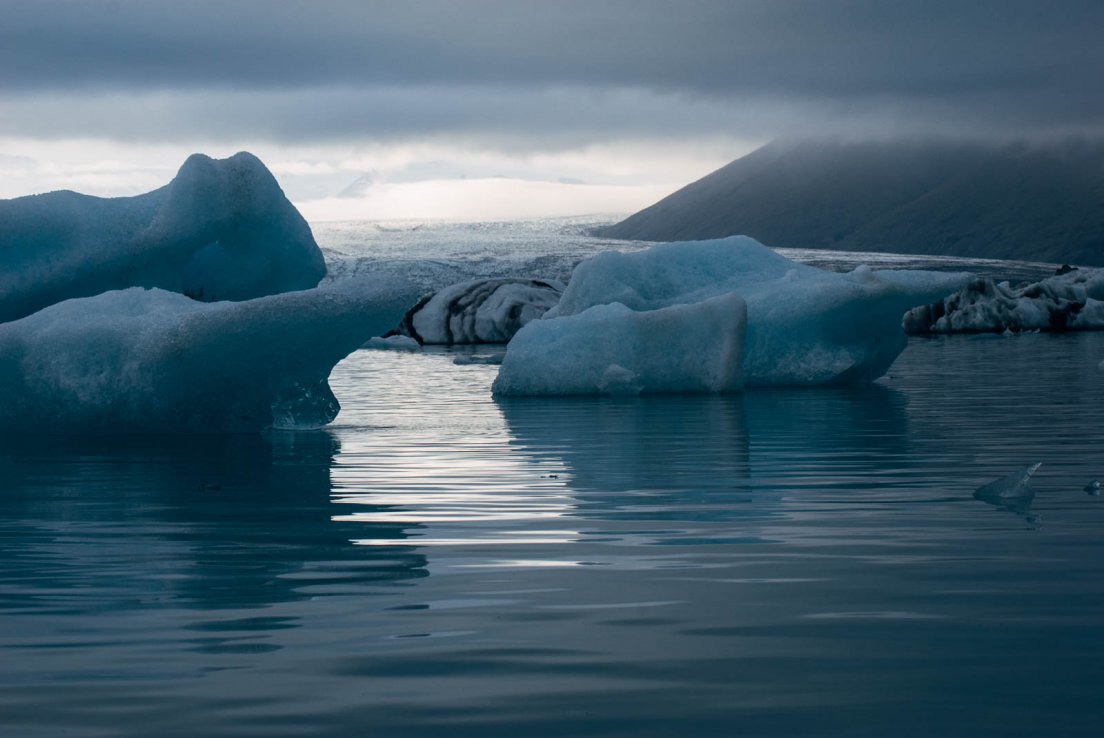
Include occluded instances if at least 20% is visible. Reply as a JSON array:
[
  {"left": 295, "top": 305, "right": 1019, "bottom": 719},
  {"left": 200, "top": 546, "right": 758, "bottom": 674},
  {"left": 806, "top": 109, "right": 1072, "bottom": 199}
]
[{"left": 2, "top": 333, "right": 1104, "bottom": 736}]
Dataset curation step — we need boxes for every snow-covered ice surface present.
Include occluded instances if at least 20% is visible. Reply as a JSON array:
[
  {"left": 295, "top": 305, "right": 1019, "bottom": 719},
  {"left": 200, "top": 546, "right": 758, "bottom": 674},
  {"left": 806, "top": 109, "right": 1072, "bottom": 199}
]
[
  {"left": 389, "top": 278, "right": 564, "bottom": 344},
  {"left": 782, "top": 248, "right": 1061, "bottom": 283},
  {"left": 903, "top": 268, "right": 1104, "bottom": 334},
  {"left": 493, "top": 293, "right": 746, "bottom": 395},
  {"left": 318, "top": 216, "right": 641, "bottom": 293},
  {"left": 501, "top": 237, "right": 971, "bottom": 390},
  {"left": 0, "top": 152, "right": 325, "bottom": 323},
  {"left": 314, "top": 217, "right": 1059, "bottom": 294},
  {"left": 0, "top": 278, "right": 415, "bottom": 433}
]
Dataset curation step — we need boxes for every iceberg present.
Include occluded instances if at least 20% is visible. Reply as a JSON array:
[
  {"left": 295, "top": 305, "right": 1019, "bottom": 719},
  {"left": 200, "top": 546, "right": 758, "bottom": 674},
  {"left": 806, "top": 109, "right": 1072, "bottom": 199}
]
[
  {"left": 903, "top": 268, "right": 1104, "bottom": 334},
  {"left": 0, "top": 152, "right": 326, "bottom": 324},
  {"left": 388, "top": 278, "right": 564, "bottom": 344},
  {"left": 973, "top": 463, "right": 1041, "bottom": 515},
  {"left": 0, "top": 277, "right": 415, "bottom": 433},
  {"left": 503, "top": 237, "right": 970, "bottom": 391},
  {"left": 492, "top": 293, "right": 746, "bottom": 395},
  {"left": 974, "top": 462, "right": 1042, "bottom": 500},
  {"left": 362, "top": 335, "right": 422, "bottom": 351}
]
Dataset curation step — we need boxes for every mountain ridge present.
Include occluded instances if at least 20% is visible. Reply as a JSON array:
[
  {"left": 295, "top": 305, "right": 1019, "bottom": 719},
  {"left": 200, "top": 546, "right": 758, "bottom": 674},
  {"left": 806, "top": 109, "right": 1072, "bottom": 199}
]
[{"left": 594, "top": 139, "right": 1104, "bottom": 266}]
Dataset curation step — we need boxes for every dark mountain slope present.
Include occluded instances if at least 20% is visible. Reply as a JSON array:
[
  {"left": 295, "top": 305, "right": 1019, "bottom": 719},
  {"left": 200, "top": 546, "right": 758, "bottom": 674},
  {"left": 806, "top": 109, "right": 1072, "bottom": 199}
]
[{"left": 595, "top": 139, "right": 1104, "bottom": 266}]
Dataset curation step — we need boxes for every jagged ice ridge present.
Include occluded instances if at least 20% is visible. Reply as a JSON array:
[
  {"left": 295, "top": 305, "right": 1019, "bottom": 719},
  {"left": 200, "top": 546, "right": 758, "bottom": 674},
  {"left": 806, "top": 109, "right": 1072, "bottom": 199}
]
[{"left": 903, "top": 267, "right": 1104, "bottom": 334}]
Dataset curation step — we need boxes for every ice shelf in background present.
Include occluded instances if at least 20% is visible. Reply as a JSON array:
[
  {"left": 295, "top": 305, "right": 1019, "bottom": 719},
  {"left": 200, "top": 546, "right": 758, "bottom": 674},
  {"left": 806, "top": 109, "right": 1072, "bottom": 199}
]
[
  {"left": 0, "top": 152, "right": 326, "bottom": 324},
  {"left": 388, "top": 278, "right": 564, "bottom": 344},
  {"left": 0, "top": 277, "right": 416, "bottom": 433},
  {"left": 903, "top": 268, "right": 1104, "bottom": 334},
  {"left": 498, "top": 237, "right": 971, "bottom": 392}
]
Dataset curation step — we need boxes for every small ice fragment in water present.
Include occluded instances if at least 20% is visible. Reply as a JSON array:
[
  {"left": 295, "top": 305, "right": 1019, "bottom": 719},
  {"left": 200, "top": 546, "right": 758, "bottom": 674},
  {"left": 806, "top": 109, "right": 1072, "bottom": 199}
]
[
  {"left": 974, "top": 463, "right": 1042, "bottom": 500},
  {"left": 363, "top": 335, "right": 421, "bottom": 351},
  {"left": 974, "top": 463, "right": 1041, "bottom": 516},
  {"left": 1085, "top": 480, "right": 1102, "bottom": 496},
  {"left": 452, "top": 353, "right": 504, "bottom": 366}
]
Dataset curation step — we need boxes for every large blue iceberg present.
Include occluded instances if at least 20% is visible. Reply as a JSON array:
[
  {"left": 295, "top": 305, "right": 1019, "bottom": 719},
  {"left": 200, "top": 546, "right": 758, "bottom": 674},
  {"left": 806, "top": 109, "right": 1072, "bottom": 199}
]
[
  {"left": 492, "top": 293, "right": 746, "bottom": 395},
  {"left": 0, "top": 152, "right": 326, "bottom": 323},
  {"left": 494, "top": 237, "right": 972, "bottom": 394},
  {"left": 0, "top": 151, "right": 417, "bottom": 433},
  {"left": 0, "top": 278, "right": 413, "bottom": 433}
]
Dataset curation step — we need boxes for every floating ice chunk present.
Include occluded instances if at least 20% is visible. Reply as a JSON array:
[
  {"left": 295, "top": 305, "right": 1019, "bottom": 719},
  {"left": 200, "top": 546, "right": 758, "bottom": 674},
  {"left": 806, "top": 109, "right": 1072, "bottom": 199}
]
[
  {"left": 0, "top": 152, "right": 326, "bottom": 323},
  {"left": 1085, "top": 480, "right": 1102, "bottom": 496},
  {"left": 974, "top": 462, "right": 1042, "bottom": 502},
  {"left": 389, "top": 278, "right": 564, "bottom": 344},
  {"left": 492, "top": 292, "right": 746, "bottom": 396},
  {"left": 0, "top": 277, "right": 415, "bottom": 433},
  {"left": 903, "top": 268, "right": 1104, "bottom": 334},
  {"left": 362, "top": 335, "right": 422, "bottom": 351},
  {"left": 453, "top": 353, "right": 505, "bottom": 366},
  {"left": 541, "top": 237, "right": 970, "bottom": 386}
]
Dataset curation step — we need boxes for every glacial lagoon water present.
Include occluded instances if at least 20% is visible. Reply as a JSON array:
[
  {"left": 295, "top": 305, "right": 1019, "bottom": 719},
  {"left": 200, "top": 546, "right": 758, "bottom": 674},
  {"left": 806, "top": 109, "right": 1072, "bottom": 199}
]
[{"left": 2, "top": 219, "right": 1103, "bottom": 736}]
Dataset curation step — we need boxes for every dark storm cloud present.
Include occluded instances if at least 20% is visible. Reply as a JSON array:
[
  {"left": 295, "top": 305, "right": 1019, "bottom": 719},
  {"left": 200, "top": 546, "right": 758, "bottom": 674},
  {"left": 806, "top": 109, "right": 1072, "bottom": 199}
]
[
  {"left": 2, "top": 0, "right": 1102, "bottom": 140},
  {"left": 0, "top": 86, "right": 771, "bottom": 145}
]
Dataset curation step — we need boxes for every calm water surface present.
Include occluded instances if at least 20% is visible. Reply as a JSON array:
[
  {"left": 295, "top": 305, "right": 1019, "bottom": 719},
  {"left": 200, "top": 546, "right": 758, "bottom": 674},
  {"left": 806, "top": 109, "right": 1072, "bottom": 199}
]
[{"left": 3, "top": 331, "right": 1104, "bottom": 736}]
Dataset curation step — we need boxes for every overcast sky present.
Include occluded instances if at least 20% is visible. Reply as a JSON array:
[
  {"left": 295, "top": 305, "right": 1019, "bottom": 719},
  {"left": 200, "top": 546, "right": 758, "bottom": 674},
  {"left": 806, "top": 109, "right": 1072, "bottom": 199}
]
[{"left": 2, "top": 0, "right": 1102, "bottom": 219}]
